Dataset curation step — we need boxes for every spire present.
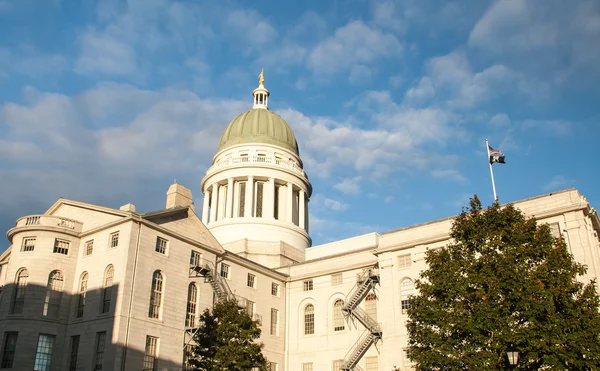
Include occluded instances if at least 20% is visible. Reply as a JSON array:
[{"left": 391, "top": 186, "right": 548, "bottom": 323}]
[{"left": 252, "top": 68, "right": 270, "bottom": 110}]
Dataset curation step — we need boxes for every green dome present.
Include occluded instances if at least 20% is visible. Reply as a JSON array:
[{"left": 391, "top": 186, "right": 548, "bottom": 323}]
[{"left": 218, "top": 109, "right": 299, "bottom": 155}]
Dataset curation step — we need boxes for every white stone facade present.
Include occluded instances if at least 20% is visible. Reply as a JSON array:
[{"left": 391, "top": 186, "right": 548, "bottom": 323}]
[{"left": 1, "top": 76, "right": 599, "bottom": 371}]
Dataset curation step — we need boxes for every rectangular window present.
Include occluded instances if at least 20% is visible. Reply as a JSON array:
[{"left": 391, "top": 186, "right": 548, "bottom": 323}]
[
  {"left": 53, "top": 239, "right": 69, "bottom": 255},
  {"left": 302, "top": 363, "right": 313, "bottom": 371},
  {"left": 548, "top": 222, "right": 561, "bottom": 238},
  {"left": 270, "top": 308, "right": 278, "bottom": 336},
  {"left": 220, "top": 263, "right": 230, "bottom": 279},
  {"left": 190, "top": 250, "right": 202, "bottom": 267},
  {"left": 246, "top": 300, "right": 255, "bottom": 317},
  {"left": 1, "top": 332, "right": 18, "bottom": 368},
  {"left": 365, "top": 356, "right": 378, "bottom": 371},
  {"left": 238, "top": 182, "right": 246, "bottom": 217},
  {"left": 303, "top": 280, "right": 313, "bottom": 291},
  {"left": 93, "top": 332, "right": 106, "bottom": 370},
  {"left": 401, "top": 299, "right": 410, "bottom": 315},
  {"left": 69, "top": 335, "right": 80, "bottom": 371},
  {"left": 273, "top": 185, "right": 280, "bottom": 220},
  {"left": 397, "top": 254, "right": 411, "bottom": 269},
  {"left": 268, "top": 362, "right": 277, "bottom": 371},
  {"left": 84, "top": 240, "right": 94, "bottom": 256},
  {"left": 109, "top": 232, "right": 119, "bottom": 248},
  {"left": 22, "top": 237, "right": 36, "bottom": 252},
  {"left": 34, "top": 334, "right": 55, "bottom": 371},
  {"left": 254, "top": 181, "right": 264, "bottom": 217},
  {"left": 271, "top": 282, "right": 279, "bottom": 296},
  {"left": 143, "top": 336, "right": 158, "bottom": 371},
  {"left": 333, "top": 360, "right": 344, "bottom": 371},
  {"left": 331, "top": 273, "right": 342, "bottom": 286},
  {"left": 155, "top": 237, "right": 167, "bottom": 254},
  {"left": 247, "top": 273, "right": 256, "bottom": 288}
]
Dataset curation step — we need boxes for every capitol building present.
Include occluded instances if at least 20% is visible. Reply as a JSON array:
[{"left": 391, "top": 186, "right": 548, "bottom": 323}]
[{"left": 1, "top": 74, "right": 599, "bottom": 371}]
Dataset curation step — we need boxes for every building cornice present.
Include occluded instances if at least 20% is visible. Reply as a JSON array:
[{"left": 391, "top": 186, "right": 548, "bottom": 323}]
[{"left": 222, "top": 251, "right": 289, "bottom": 280}]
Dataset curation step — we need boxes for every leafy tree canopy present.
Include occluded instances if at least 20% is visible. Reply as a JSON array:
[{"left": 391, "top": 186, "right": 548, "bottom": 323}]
[
  {"left": 407, "top": 196, "right": 600, "bottom": 370},
  {"left": 189, "top": 299, "right": 268, "bottom": 371}
]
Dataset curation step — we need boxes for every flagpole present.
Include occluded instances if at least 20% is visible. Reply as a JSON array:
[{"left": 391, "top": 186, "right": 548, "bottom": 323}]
[{"left": 486, "top": 138, "right": 498, "bottom": 202}]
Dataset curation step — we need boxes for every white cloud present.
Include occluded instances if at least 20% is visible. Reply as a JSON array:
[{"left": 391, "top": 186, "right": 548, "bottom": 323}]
[
  {"left": 469, "top": 0, "right": 600, "bottom": 83},
  {"left": 543, "top": 175, "right": 575, "bottom": 192},
  {"left": 225, "top": 9, "right": 277, "bottom": 46},
  {"left": 323, "top": 198, "right": 350, "bottom": 212},
  {"left": 334, "top": 177, "right": 362, "bottom": 195},
  {"left": 431, "top": 169, "right": 468, "bottom": 184},
  {"left": 0, "top": 84, "right": 248, "bottom": 212},
  {"left": 0, "top": 47, "right": 67, "bottom": 76},
  {"left": 75, "top": 32, "right": 137, "bottom": 75},
  {"left": 489, "top": 113, "right": 511, "bottom": 128},
  {"left": 307, "top": 20, "right": 402, "bottom": 78}
]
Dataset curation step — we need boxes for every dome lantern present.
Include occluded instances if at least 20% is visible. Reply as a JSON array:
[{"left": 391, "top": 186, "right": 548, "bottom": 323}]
[{"left": 253, "top": 68, "right": 270, "bottom": 110}]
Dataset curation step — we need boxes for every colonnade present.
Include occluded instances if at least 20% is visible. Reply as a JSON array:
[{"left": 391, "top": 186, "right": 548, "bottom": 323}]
[{"left": 202, "top": 177, "right": 308, "bottom": 232}]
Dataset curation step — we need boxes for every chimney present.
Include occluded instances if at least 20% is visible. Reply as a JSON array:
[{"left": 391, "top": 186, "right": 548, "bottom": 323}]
[
  {"left": 119, "top": 203, "right": 136, "bottom": 212},
  {"left": 166, "top": 182, "right": 193, "bottom": 209}
]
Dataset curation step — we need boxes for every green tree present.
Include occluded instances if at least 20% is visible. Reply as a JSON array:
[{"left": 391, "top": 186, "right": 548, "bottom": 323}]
[
  {"left": 188, "top": 299, "right": 268, "bottom": 371},
  {"left": 407, "top": 196, "right": 600, "bottom": 370}
]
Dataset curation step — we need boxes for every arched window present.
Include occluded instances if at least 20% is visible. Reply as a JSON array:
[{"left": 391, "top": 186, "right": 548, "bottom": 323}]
[
  {"left": 148, "top": 270, "right": 163, "bottom": 319},
  {"left": 43, "top": 270, "right": 64, "bottom": 318},
  {"left": 400, "top": 278, "right": 414, "bottom": 315},
  {"left": 185, "top": 283, "right": 198, "bottom": 328},
  {"left": 333, "top": 299, "right": 345, "bottom": 331},
  {"left": 76, "top": 272, "right": 88, "bottom": 318},
  {"left": 365, "top": 293, "right": 377, "bottom": 321},
  {"left": 304, "top": 304, "right": 315, "bottom": 335},
  {"left": 101, "top": 265, "right": 114, "bottom": 314},
  {"left": 10, "top": 268, "right": 29, "bottom": 314}
]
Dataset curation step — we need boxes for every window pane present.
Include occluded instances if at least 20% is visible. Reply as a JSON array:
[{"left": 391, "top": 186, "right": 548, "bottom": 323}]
[
  {"left": 186, "top": 284, "right": 198, "bottom": 328},
  {"left": 1, "top": 332, "right": 18, "bottom": 368},
  {"left": 143, "top": 336, "right": 158, "bottom": 371},
  {"left": 304, "top": 304, "right": 314, "bottom": 335},
  {"left": 43, "top": 271, "right": 64, "bottom": 318},
  {"left": 238, "top": 182, "right": 246, "bottom": 217},
  {"left": 34, "top": 334, "right": 55, "bottom": 371},
  {"left": 77, "top": 272, "right": 88, "bottom": 318},
  {"left": 255, "top": 182, "right": 264, "bottom": 217},
  {"left": 69, "top": 335, "right": 80, "bottom": 371},
  {"left": 270, "top": 308, "right": 278, "bottom": 335},
  {"left": 101, "top": 266, "right": 114, "bottom": 314},
  {"left": 22, "top": 237, "right": 36, "bottom": 252},
  {"left": 11, "top": 269, "right": 29, "bottom": 314},
  {"left": 94, "top": 332, "right": 106, "bottom": 370},
  {"left": 333, "top": 300, "right": 345, "bottom": 331},
  {"left": 148, "top": 271, "right": 163, "bottom": 319},
  {"left": 155, "top": 237, "right": 167, "bottom": 254}
]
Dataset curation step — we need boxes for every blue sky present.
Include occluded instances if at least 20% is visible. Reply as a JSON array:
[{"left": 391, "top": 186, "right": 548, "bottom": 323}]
[{"left": 1, "top": 0, "right": 599, "bottom": 250}]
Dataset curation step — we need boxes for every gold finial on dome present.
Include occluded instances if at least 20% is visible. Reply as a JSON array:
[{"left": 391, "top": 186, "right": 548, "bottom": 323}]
[{"left": 258, "top": 68, "right": 265, "bottom": 86}]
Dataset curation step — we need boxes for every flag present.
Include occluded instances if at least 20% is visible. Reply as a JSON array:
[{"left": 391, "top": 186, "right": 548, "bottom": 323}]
[{"left": 488, "top": 145, "right": 505, "bottom": 164}]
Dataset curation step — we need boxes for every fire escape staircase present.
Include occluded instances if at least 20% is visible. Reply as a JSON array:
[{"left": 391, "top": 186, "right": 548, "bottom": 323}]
[
  {"left": 189, "top": 259, "right": 235, "bottom": 303},
  {"left": 341, "top": 266, "right": 381, "bottom": 371}
]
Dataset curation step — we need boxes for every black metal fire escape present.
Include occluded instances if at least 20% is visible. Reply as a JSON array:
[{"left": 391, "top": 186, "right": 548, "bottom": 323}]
[{"left": 341, "top": 265, "right": 381, "bottom": 371}]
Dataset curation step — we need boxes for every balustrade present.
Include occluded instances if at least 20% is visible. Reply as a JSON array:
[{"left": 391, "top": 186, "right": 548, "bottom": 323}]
[{"left": 14, "top": 215, "right": 83, "bottom": 233}]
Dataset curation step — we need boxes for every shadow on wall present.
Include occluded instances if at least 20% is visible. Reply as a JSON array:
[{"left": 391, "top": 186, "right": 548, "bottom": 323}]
[{"left": 0, "top": 282, "right": 185, "bottom": 371}]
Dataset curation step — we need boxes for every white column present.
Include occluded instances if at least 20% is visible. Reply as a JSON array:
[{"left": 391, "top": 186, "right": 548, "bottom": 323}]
[
  {"left": 245, "top": 176, "right": 254, "bottom": 217},
  {"left": 226, "top": 178, "right": 234, "bottom": 218},
  {"left": 299, "top": 189, "right": 306, "bottom": 230},
  {"left": 266, "top": 178, "right": 275, "bottom": 219},
  {"left": 287, "top": 182, "right": 294, "bottom": 223},
  {"left": 202, "top": 189, "right": 210, "bottom": 225},
  {"left": 210, "top": 183, "right": 219, "bottom": 223}
]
